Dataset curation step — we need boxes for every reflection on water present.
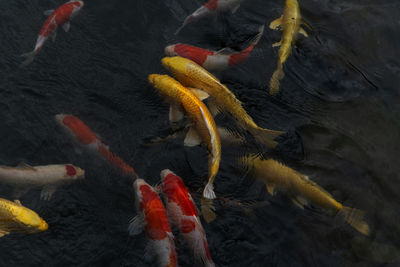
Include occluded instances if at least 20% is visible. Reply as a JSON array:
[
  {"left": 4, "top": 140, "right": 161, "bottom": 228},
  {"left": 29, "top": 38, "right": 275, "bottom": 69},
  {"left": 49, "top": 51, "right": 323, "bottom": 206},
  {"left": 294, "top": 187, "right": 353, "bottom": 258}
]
[{"left": 0, "top": 0, "right": 399, "bottom": 266}]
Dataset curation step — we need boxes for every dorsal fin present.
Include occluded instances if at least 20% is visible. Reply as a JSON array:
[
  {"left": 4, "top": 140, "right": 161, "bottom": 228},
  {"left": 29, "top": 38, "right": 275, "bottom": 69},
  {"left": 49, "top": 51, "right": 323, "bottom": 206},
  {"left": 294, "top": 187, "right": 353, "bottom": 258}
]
[{"left": 17, "top": 163, "right": 37, "bottom": 171}]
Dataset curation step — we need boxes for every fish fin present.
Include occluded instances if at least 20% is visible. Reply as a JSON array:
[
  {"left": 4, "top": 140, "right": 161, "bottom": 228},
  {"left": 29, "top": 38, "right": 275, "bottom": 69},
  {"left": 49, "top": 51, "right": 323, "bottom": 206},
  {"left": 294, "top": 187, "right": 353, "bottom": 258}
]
[
  {"left": 188, "top": 88, "right": 209, "bottom": 100},
  {"left": 291, "top": 197, "right": 306, "bottom": 209},
  {"left": 266, "top": 184, "right": 275, "bottom": 195},
  {"left": 62, "top": 22, "right": 71, "bottom": 32},
  {"left": 217, "top": 127, "right": 245, "bottom": 144},
  {"left": 51, "top": 31, "right": 57, "bottom": 42},
  {"left": 215, "top": 47, "right": 236, "bottom": 55},
  {"left": 299, "top": 27, "right": 308, "bottom": 37},
  {"left": 0, "top": 230, "right": 9, "bottom": 238},
  {"left": 269, "top": 15, "right": 283, "bottom": 30},
  {"left": 340, "top": 207, "right": 370, "bottom": 236},
  {"left": 169, "top": 104, "right": 184, "bottom": 123},
  {"left": 272, "top": 41, "right": 282, "bottom": 47},
  {"left": 230, "top": 4, "right": 240, "bottom": 13},
  {"left": 40, "top": 186, "right": 57, "bottom": 200},
  {"left": 128, "top": 215, "right": 145, "bottom": 236},
  {"left": 301, "top": 19, "right": 313, "bottom": 30},
  {"left": 245, "top": 24, "right": 265, "bottom": 47},
  {"left": 17, "top": 163, "right": 37, "bottom": 171},
  {"left": 20, "top": 50, "right": 38, "bottom": 67},
  {"left": 43, "top": 9, "right": 54, "bottom": 16},
  {"left": 203, "top": 182, "right": 216, "bottom": 200},
  {"left": 184, "top": 127, "right": 202, "bottom": 147},
  {"left": 14, "top": 200, "right": 22, "bottom": 206},
  {"left": 207, "top": 98, "right": 221, "bottom": 117},
  {"left": 251, "top": 127, "right": 284, "bottom": 148},
  {"left": 269, "top": 63, "right": 285, "bottom": 95},
  {"left": 201, "top": 197, "right": 216, "bottom": 223}
]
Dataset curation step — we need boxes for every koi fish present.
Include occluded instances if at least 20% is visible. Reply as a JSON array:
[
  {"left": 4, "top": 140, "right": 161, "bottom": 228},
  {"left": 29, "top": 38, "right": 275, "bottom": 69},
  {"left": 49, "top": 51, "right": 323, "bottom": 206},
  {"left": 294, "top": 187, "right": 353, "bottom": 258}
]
[
  {"left": 268, "top": 0, "right": 310, "bottom": 95},
  {"left": 0, "top": 198, "right": 48, "bottom": 237},
  {"left": 148, "top": 74, "right": 221, "bottom": 200},
  {"left": 166, "top": 25, "right": 264, "bottom": 72},
  {"left": 176, "top": 0, "right": 244, "bottom": 34},
  {"left": 129, "top": 179, "right": 177, "bottom": 267},
  {"left": 0, "top": 163, "right": 84, "bottom": 200},
  {"left": 55, "top": 114, "right": 136, "bottom": 177},
  {"left": 161, "top": 169, "right": 214, "bottom": 266},
  {"left": 21, "top": 0, "right": 84, "bottom": 67},
  {"left": 241, "top": 156, "right": 370, "bottom": 235},
  {"left": 161, "top": 56, "right": 284, "bottom": 148}
]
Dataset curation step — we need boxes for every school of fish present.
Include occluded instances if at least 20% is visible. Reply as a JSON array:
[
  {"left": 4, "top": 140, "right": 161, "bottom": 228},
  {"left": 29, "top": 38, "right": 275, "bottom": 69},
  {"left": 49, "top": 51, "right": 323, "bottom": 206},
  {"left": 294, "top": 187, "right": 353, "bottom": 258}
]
[{"left": 0, "top": 0, "right": 378, "bottom": 266}]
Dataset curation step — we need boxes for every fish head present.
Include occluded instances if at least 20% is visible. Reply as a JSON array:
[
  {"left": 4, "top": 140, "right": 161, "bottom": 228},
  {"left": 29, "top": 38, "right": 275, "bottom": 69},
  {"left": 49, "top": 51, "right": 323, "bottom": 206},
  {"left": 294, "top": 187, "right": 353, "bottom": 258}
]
[
  {"left": 16, "top": 209, "right": 48, "bottom": 233},
  {"left": 64, "top": 164, "right": 85, "bottom": 180},
  {"left": 55, "top": 114, "right": 98, "bottom": 145},
  {"left": 161, "top": 56, "right": 191, "bottom": 78},
  {"left": 160, "top": 169, "right": 181, "bottom": 197},
  {"left": 164, "top": 45, "right": 178, "bottom": 57},
  {"left": 133, "top": 178, "right": 148, "bottom": 206},
  {"left": 148, "top": 74, "right": 177, "bottom": 100}
]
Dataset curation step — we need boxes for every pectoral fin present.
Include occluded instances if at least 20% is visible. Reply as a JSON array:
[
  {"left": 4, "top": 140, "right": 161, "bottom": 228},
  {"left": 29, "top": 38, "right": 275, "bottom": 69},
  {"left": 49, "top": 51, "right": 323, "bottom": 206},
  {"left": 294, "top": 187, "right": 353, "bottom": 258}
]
[
  {"left": 184, "top": 127, "right": 202, "bottom": 147},
  {"left": 230, "top": 4, "right": 240, "bottom": 14},
  {"left": 43, "top": 10, "right": 55, "bottom": 16},
  {"left": 215, "top": 47, "right": 235, "bottom": 55},
  {"left": 40, "top": 186, "right": 57, "bottom": 201},
  {"left": 266, "top": 184, "right": 275, "bottom": 195},
  {"left": 169, "top": 105, "right": 184, "bottom": 123},
  {"left": 128, "top": 215, "right": 145, "bottom": 236},
  {"left": 299, "top": 27, "right": 308, "bottom": 37},
  {"left": 62, "top": 22, "right": 71, "bottom": 32},
  {"left": 301, "top": 19, "right": 312, "bottom": 30},
  {"left": 269, "top": 15, "right": 283, "bottom": 30},
  {"left": 0, "top": 230, "right": 9, "bottom": 238},
  {"left": 207, "top": 98, "right": 221, "bottom": 116},
  {"left": 272, "top": 41, "right": 282, "bottom": 47},
  {"left": 291, "top": 196, "right": 308, "bottom": 209},
  {"left": 188, "top": 88, "right": 209, "bottom": 100},
  {"left": 14, "top": 200, "right": 22, "bottom": 206}
]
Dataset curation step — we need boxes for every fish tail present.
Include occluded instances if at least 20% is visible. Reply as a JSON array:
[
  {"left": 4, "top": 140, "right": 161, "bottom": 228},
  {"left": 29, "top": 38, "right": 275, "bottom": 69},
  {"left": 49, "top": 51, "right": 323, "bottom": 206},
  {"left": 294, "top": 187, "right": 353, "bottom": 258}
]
[
  {"left": 203, "top": 182, "right": 216, "bottom": 199},
  {"left": 201, "top": 197, "right": 216, "bottom": 223},
  {"left": 269, "top": 63, "right": 284, "bottom": 95},
  {"left": 251, "top": 127, "right": 285, "bottom": 148},
  {"left": 20, "top": 50, "right": 38, "bottom": 67},
  {"left": 340, "top": 206, "right": 370, "bottom": 236}
]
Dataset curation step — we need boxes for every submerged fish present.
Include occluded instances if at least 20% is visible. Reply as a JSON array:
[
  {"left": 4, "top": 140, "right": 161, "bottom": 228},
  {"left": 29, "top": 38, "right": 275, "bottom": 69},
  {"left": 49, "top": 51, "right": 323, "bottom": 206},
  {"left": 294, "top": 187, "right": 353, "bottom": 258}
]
[
  {"left": 148, "top": 74, "right": 221, "bottom": 200},
  {"left": 161, "top": 169, "right": 215, "bottom": 266},
  {"left": 176, "top": 0, "right": 245, "bottom": 34},
  {"left": 268, "top": 0, "right": 310, "bottom": 95},
  {"left": 0, "top": 163, "right": 84, "bottom": 200},
  {"left": 166, "top": 25, "right": 264, "bottom": 72},
  {"left": 129, "top": 179, "right": 177, "bottom": 267},
  {"left": 242, "top": 156, "right": 370, "bottom": 235},
  {"left": 55, "top": 114, "right": 136, "bottom": 177},
  {"left": 0, "top": 198, "right": 48, "bottom": 237},
  {"left": 161, "top": 56, "right": 284, "bottom": 148},
  {"left": 21, "top": 0, "right": 84, "bottom": 67}
]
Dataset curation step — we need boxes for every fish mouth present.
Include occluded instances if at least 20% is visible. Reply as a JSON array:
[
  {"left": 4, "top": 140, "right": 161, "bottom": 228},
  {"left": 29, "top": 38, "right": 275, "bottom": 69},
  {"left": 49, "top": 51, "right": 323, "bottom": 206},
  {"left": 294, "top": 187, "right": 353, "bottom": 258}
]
[
  {"left": 76, "top": 168, "right": 85, "bottom": 179},
  {"left": 161, "top": 57, "right": 172, "bottom": 70},
  {"left": 38, "top": 221, "right": 48, "bottom": 231},
  {"left": 148, "top": 74, "right": 158, "bottom": 85},
  {"left": 164, "top": 45, "right": 176, "bottom": 56},
  {"left": 55, "top": 114, "right": 66, "bottom": 124},
  {"left": 160, "top": 169, "right": 174, "bottom": 180},
  {"left": 78, "top": 1, "right": 84, "bottom": 7}
]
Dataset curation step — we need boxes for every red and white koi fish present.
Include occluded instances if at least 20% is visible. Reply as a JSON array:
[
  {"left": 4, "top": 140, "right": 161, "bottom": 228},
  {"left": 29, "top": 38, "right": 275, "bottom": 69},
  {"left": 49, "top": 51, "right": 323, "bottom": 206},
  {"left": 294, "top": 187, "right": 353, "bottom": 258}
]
[
  {"left": 167, "top": 25, "right": 263, "bottom": 72},
  {"left": 55, "top": 114, "right": 136, "bottom": 177},
  {"left": 0, "top": 163, "right": 84, "bottom": 200},
  {"left": 161, "top": 169, "right": 214, "bottom": 266},
  {"left": 21, "top": 0, "right": 84, "bottom": 67},
  {"left": 176, "top": 0, "right": 245, "bottom": 34},
  {"left": 129, "top": 179, "right": 178, "bottom": 267}
]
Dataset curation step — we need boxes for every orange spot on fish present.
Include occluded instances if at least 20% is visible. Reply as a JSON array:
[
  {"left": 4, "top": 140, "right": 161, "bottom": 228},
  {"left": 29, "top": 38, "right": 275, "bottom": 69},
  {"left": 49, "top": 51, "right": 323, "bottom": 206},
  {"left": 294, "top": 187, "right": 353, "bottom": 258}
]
[
  {"left": 139, "top": 185, "right": 171, "bottom": 240},
  {"left": 204, "top": 0, "right": 218, "bottom": 10},
  {"left": 174, "top": 44, "right": 214, "bottom": 66},
  {"left": 228, "top": 45, "right": 254, "bottom": 66},
  {"left": 181, "top": 219, "right": 196, "bottom": 233},
  {"left": 65, "top": 165, "right": 76, "bottom": 176},
  {"left": 62, "top": 115, "right": 98, "bottom": 145}
]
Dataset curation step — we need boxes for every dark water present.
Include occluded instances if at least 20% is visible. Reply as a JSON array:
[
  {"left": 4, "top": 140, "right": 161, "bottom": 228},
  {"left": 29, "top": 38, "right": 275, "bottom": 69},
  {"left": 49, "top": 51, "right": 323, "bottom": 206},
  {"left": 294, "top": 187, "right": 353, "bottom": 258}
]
[{"left": 0, "top": 0, "right": 399, "bottom": 266}]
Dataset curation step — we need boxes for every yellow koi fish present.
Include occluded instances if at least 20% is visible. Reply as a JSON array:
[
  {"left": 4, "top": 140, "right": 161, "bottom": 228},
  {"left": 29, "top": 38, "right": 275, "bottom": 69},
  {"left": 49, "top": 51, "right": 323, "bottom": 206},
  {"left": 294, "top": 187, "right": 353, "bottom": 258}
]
[
  {"left": 269, "top": 0, "right": 310, "bottom": 95},
  {"left": 242, "top": 156, "right": 370, "bottom": 235},
  {"left": 0, "top": 198, "right": 48, "bottom": 237},
  {"left": 161, "top": 56, "right": 284, "bottom": 148},
  {"left": 148, "top": 74, "right": 221, "bottom": 200}
]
